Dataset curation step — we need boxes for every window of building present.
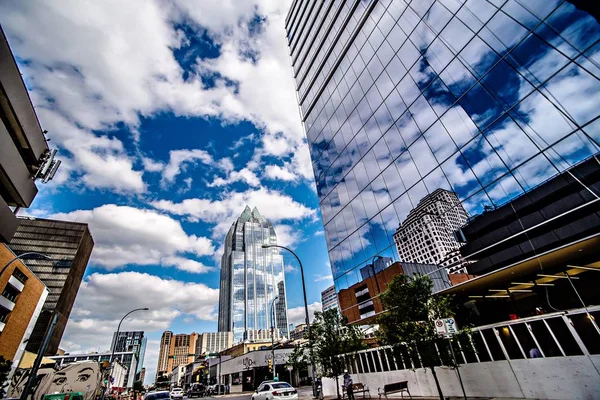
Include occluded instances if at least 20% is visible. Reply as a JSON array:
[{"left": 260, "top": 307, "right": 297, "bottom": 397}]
[
  {"left": 12, "top": 268, "right": 28, "bottom": 284},
  {"left": 1, "top": 285, "right": 19, "bottom": 302}
]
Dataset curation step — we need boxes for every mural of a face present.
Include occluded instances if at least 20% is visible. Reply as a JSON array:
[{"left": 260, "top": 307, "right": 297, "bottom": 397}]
[{"left": 9, "top": 361, "right": 100, "bottom": 400}]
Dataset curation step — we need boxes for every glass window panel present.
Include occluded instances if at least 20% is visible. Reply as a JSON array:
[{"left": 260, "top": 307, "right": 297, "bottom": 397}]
[
  {"left": 387, "top": 23, "right": 408, "bottom": 52},
  {"left": 479, "top": 11, "right": 529, "bottom": 54},
  {"left": 484, "top": 115, "right": 540, "bottom": 169},
  {"left": 512, "top": 153, "right": 557, "bottom": 192},
  {"left": 410, "top": 136, "right": 437, "bottom": 177},
  {"left": 458, "top": 0, "right": 497, "bottom": 31},
  {"left": 440, "top": 17, "right": 474, "bottom": 53},
  {"left": 398, "top": 6, "right": 420, "bottom": 35},
  {"left": 395, "top": 151, "right": 420, "bottom": 188},
  {"left": 393, "top": 193, "right": 413, "bottom": 223},
  {"left": 511, "top": 89, "right": 575, "bottom": 149},
  {"left": 374, "top": 103, "right": 394, "bottom": 133},
  {"left": 440, "top": 105, "right": 479, "bottom": 149},
  {"left": 442, "top": 153, "right": 482, "bottom": 200},
  {"left": 376, "top": 37, "right": 396, "bottom": 67},
  {"left": 384, "top": 89, "right": 408, "bottom": 121},
  {"left": 373, "top": 138, "right": 394, "bottom": 171},
  {"left": 462, "top": 134, "right": 509, "bottom": 187},
  {"left": 426, "top": 37, "right": 454, "bottom": 74},
  {"left": 547, "top": 130, "right": 600, "bottom": 171},
  {"left": 396, "top": 109, "right": 421, "bottom": 145},
  {"left": 383, "top": 124, "right": 407, "bottom": 157},
  {"left": 367, "top": 53, "right": 385, "bottom": 80},
  {"left": 484, "top": 172, "right": 523, "bottom": 206},
  {"left": 385, "top": 55, "right": 408, "bottom": 86},
  {"left": 410, "top": 95, "right": 438, "bottom": 132},
  {"left": 481, "top": 60, "right": 532, "bottom": 108},
  {"left": 398, "top": 40, "right": 421, "bottom": 70},
  {"left": 423, "top": 166, "right": 453, "bottom": 194},
  {"left": 545, "top": 2, "right": 600, "bottom": 55},
  {"left": 541, "top": 63, "right": 600, "bottom": 128},
  {"left": 407, "top": 181, "right": 428, "bottom": 208},
  {"left": 425, "top": 121, "right": 459, "bottom": 162},
  {"left": 382, "top": 163, "right": 406, "bottom": 200},
  {"left": 411, "top": 20, "right": 436, "bottom": 50},
  {"left": 459, "top": 82, "right": 505, "bottom": 130},
  {"left": 440, "top": 58, "right": 476, "bottom": 98}
]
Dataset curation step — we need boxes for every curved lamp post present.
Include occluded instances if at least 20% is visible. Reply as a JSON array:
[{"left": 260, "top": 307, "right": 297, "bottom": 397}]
[
  {"left": 101, "top": 307, "right": 149, "bottom": 400},
  {"left": 262, "top": 244, "right": 316, "bottom": 397},
  {"left": 1, "top": 252, "right": 53, "bottom": 277}
]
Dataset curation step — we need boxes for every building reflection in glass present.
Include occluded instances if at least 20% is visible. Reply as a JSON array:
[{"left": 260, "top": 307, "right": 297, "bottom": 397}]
[{"left": 286, "top": 0, "right": 600, "bottom": 321}]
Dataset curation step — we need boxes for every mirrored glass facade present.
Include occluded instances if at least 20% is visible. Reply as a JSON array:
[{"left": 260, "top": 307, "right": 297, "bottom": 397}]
[
  {"left": 218, "top": 206, "right": 289, "bottom": 342},
  {"left": 286, "top": 0, "right": 600, "bottom": 321}
]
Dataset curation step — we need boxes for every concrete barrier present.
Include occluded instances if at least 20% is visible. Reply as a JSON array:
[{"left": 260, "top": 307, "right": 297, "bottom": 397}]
[{"left": 322, "top": 355, "right": 600, "bottom": 399}]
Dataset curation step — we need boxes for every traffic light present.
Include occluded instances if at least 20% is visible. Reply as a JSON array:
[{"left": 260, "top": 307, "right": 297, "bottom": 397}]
[{"left": 268, "top": 359, "right": 273, "bottom": 371}]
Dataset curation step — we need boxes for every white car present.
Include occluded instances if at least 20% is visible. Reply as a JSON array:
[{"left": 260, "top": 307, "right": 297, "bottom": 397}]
[
  {"left": 252, "top": 382, "right": 298, "bottom": 400},
  {"left": 170, "top": 388, "right": 184, "bottom": 399}
]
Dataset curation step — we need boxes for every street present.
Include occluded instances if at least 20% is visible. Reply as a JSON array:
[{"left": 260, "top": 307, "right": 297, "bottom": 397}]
[{"left": 182, "top": 386, "right": 313, "bottom": 400}]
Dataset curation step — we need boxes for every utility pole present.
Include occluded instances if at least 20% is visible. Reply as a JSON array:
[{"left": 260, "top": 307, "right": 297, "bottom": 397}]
[
  {"left": 271, "top": 296, "right": 279, "bottom": 380},
  {"left": 20, "top": 311, "right": 60, "bottom": 400}
]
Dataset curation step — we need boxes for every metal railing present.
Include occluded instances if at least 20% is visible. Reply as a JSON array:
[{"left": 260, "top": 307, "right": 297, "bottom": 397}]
[{"left": 339, "top": 306, "right": 600, "bottom": 375}]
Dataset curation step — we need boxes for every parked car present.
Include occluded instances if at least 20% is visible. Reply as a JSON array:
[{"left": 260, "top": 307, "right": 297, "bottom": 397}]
[
  {"left": 144, "top": 391, "right": 171, "bottom": 400},
  {"left": 252, "top": 382, "right": 297, "bottom": 400},
  {"left": 189, "top": 383, "right": 206, "bottom": 398},
  {"left": 170, "top": 388, "right": 184, "bottom": 399}
]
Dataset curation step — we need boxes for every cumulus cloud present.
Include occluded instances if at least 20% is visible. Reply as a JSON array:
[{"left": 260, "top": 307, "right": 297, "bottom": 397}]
[
  {"left": 208, "top": 167, "right": 260, "bottom": 187},
  {"left": 51, "top": 204, "right": 215, "bottom": 271},
  {"left": 0, "top": 0, "right": 311, "bottom": 193},
  {"left": 161, "top": 149, "right": 214, "bottom": 187},
  {"left": 60, "top": 271, "right": 219, "bottom": 383},
  {"left": 314, "top": 274, "right": 333, "bottom": 282},
  {"left": 287, "top": 302, "right": 321, "bottom": 326},
  {"left": 265, "top": 165, "right": 297, "bottom": 182},
  {"left": 274, "top": 224, "right": 303, "bottom": 247},
  {"left": 151, "top": 187, "right": 316, "bottom": 238}
]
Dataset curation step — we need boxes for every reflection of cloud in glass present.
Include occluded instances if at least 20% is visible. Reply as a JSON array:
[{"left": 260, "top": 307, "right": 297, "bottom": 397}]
[{"left": 292, "top": 0, "right": 600, "bottom": 287}]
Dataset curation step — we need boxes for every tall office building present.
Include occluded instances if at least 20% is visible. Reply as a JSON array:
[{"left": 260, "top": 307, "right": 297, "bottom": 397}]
[
  {"left": 0, "top": 27, "right": 60, "bottom": 242},
  {"left": 320, "top": 285, "right": 339, "bottom": 313},
  {"left": 393, "top": 189, "right": 469, "bottom": 273},
  {"left": 155, "top": 331, "right": 199, "bottom": 378},
  {"left": 156, "top": 331, "right": 173, "bottom": 378},
  {"left": 218, "top": 206, "right": 290, "bottom": 343},
  {"left": 8, "top": 217, "right": 93, "bottom": 355},
  {"left": 111, "top": 331, "right": 147, "bottom": 374},
  {"left": 197, "top": 332, "right": 233, "bottom": 355},
  {"left": 287, "top": 0, "right": 600, "bottom": 320}
]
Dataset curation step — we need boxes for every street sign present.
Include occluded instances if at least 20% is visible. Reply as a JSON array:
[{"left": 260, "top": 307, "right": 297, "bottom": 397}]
[
  {"left": 287, "top": 365, "right": 293, "bottom": 371},
  {"left": 434, "top": 318, "right": 458, "bottom": 335}
]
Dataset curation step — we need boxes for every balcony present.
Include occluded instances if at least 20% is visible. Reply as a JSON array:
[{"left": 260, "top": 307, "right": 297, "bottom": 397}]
[
  {"left": 0, "top": 295, "right": 15, "bottom": 312},
  {"left": 8, "top": 275, "right": 24, "bottom": 292},
  {"left": 0, "top": 321, "right": 4, "bottom": 332}
]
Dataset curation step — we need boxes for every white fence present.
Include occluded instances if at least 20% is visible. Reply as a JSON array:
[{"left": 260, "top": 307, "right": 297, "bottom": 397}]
[{"left": 323, "top": 306, "right": 600, "bottom": 399}]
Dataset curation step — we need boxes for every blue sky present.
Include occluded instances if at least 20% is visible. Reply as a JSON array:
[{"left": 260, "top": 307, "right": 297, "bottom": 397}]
[{"left": 0, "top": 0, "right": 331, "bottom": 383}]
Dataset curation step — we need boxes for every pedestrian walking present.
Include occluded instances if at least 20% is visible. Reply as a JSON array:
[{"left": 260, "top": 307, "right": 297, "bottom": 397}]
[{"left": 343, "top": 370, "right": 355, "bottom": 400}]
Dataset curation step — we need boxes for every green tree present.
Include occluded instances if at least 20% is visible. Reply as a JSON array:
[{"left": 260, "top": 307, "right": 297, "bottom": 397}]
[
  {"left": 310, "top": 309, "right": 365, "bottom": 399},
  {"left": 287, "top": 343, "right": 309, "bottom": 382},
  {"left": 0, "top": 356, "right": 12, "bottom": 399},
  {"left": 377, "top": 274, "right": 464, "bottom": 400}
]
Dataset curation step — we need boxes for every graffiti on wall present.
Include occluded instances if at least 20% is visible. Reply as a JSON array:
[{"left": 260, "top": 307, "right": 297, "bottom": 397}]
[{"left": 8, "top": 361, "right": 101, "bottom": 400}]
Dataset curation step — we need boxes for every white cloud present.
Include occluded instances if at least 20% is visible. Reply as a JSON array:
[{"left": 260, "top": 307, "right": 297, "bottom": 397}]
[
  {"left": 208, "top": 167, "right": 260, "bottom": 187},
  {"left": 287, "top": 302, "right": 321, "bottom": 326},
  {"left": 314, "top": 274, "right": 333, "bottom": 283},
  {"left": 161, "top": 149, "right": 214, "bottom": 187},
  {"left": 265, "top": 164, "right": 297, "bottom": 182},
  {"left": 60, "top": 271, "right": 219, "bottom": 384},
  {"left": 142, "top": 157, "right": 166, "bottom": 173},
  {"left": 161, "top": 256, "right": 214, "bottom": 274},
  {"left": 151, "top": 187, "right": 316, "bottom": 238},
  {"left": 274, "top": 224, "right": 303, "bottom": 247},
  {"left": 51, "top": 204, "right": 215, "bottom": 271},
  {"left": 284, "top": 264, "right": 297, "bottom": 274}
]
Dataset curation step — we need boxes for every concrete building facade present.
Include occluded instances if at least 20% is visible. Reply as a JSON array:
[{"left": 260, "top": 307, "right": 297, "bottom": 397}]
[
  {"left": 0, "top": 27, "right": 59, "bottom": 242},
  {"left": 111, "top": 331, "right": 146, "bottom": 375},
  {"left": 156, "top": 331, "right": 173, "bottom": 378},
  {"left": 320, "top": 285, "right": 339, "bottom": 313},
  {"left": 156, "top": 331, "right": 199, "bottom": 379},
  {"left": 8, "top": 217, "right": 94, "bottom": 355},
  {"left": 218, "top": 206, "right": 289, "bottom": 343},
  {"left": 0, "top": 243, "right": 48, "bottom": 378},
  {"left": 286, "top": 0, "right": 600, "bottom": 321},
  {"left": 393, "top": 189, "right": 469, "bottom": 273},
  {"left": 197, "top": 332, "right": 233, "bottom": 355}
]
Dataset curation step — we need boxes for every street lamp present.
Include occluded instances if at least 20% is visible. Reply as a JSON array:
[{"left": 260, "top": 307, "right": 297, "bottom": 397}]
[
  {"left": 1, "top": 252, "right": 53, "bottom": 277},
  {"left": 262, "top": 244, "right": 316, "bottom": 397},
  {"left": 271, "top": 296, "right": 279, "bottom": 380},
  {"left": 101, "top": 307, "right": 149, "bottom": 400}
]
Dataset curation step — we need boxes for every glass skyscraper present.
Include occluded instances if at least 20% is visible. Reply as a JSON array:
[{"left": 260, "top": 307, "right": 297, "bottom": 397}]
[
  {"left": 286, "top": 0, "right": 600, "bottom": 320},
  {"left": 218, "top": 206, "right": 290, "bottom": 343}
]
